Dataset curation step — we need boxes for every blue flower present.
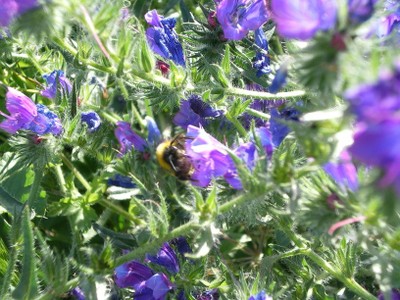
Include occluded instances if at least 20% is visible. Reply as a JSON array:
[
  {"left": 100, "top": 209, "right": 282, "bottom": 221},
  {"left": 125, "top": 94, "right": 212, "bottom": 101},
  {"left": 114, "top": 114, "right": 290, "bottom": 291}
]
[
  {"left": 345, "top": 62, "right": 400, "bottom": 124},
  {"left": 248, "top": 290, "right": 272, "bottom": 300},
  {"left": 81, "top": 111, "right": 101, "bottom": 133},
  {"left": 70, "top": 286, "right": 85, "bottom": 300},
  {"left": 173, "top": 95, "right": 223, "bottom": 129},
  {"left": 216, "top": 0, "right": 269, "bottom": 40},
  {"left": 269, "top": 106, "right": 300, "bottom": 147},
  {"left": 268, "top": 66, "right": 288, "bottom": 94},
  {"left": 170, "top": 236, "right": 192, "bottom": 256},
  {"left": 107, "top": 174, "right": 136, "bottom": 188},
  {"left": 27, "top": 104, "right": 63, "bottom": 136},
  {"left": 134, "top": 273, "right": 174, "bottom": 300},
  {"left": 114, "top": 121, "right": 147, "bottom": 156},
  {"left": 252, "top": 29, "right": 271, "bottom": 77},
  {"left": 224, "top": 142, "right": 257, "bottom": 189},
  {"left": 349, "top": 120, "right": 400, "bottom": 194},
  {"left": 145, "top": 116, "right": 162, "bottom": 145},
  {"left": 323, "top": 150, "right": 358, "bottom": 191},
  {"left": 185, "top": 125, "right": 258, "bottom": 189},
  {"left": 41, "top": 70, "right": 72, "bottom": 99},
  {"left": 195, "top": 289, "right": 219, "bottom": 300},
  {"left": 348, "top": 0, "right": 378, "bottom": 24},
  {"left": 271, "top": 0, "right": 337, "bottom": 40},
  {"left": 254, "top": 126, "right": 274, "bottom": 156},
  {"left": 146, "top": 242, "right": 180, "bottom": 274},
  {"left": 145, "top": 10, "right": 185, "bottom": 66},
  {"left": 114, "top": 260, "right": 154, "bottom": 288}
]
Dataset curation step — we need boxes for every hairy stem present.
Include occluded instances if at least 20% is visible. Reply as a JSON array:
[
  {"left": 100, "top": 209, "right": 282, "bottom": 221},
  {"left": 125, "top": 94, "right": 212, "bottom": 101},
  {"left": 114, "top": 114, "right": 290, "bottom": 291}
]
[{"left": 226, "top": 87, "right": 306, "bottom": 100}]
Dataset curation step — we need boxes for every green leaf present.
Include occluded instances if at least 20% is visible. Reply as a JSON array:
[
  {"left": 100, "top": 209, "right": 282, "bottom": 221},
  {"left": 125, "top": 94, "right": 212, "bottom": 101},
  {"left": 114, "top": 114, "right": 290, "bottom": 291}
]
[
  {"left": 0, "top": 186, "right": 23, "bottom": 215},
  {"left": 12, "top": 209, "right": 38, "bottom": 299},
  {"left": 221, "top": 45, "right": 231, "bottom": 75},
  {"left": 179, "top": 0, "right": 194, "bottom": 22},
  {"left": 133, "top": 0, "right": 153, "bottom": 18},
  {"left": 92, "top": 223, "right": 137, "bottom": 249}
]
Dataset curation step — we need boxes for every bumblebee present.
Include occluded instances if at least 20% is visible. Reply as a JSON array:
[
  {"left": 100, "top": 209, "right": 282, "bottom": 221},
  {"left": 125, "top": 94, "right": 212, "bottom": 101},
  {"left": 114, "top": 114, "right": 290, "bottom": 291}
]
[{"left": 156, "top": 134, "right": 194, "bottom": 180}]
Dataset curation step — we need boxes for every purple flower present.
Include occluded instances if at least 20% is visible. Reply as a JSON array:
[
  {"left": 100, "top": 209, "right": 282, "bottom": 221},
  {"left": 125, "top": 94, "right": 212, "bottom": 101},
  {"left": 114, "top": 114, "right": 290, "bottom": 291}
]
[
  {"left": 133, "top": 273, "right": 174, "bottom": 300},
  {"left": 348, "top": 0, "right": 378, "bottom": 24},
  {"left": 269, "top": 106, "right": 300, "bottom": 147},
  {"left": 41, "top": 70, "right": 72, "bottom": 99},
  {"left": 27, "top": 104, "right": 63, "bottom": 136},
  {"left": 186, "top": 125, "right": 255, "bottom": 189},
  {"left": 114, "top": 121, "right": 147, "bottom": 156},
  {"left": 254, "top": 126, "right": 274, "bottom": 156},
  {"left": 378, "top": 289, "right": 400, "bottom": 300},
  {"left": 224, "top": 142, "right": 257, "bottom": 189},
  {"left": 145, "top": 10, "right": 185, "bottom": 66},
  {"left": 269, "top": 66, "right": 288, "bottom": 93},
  {"left": 70, "top": 287, "right": 85, "bottom": 300},
  {"left": 107, "top": 174, "right": 136, "bottom": 188},
  {"left": 196, "top": 289, "right": 219, "bottom": 300},
  {"left": 323, "top": 150, "right": 358, "bottom": 191},
  {"left": 0, "top": 87, "right": 37, "bottom": 134},
  {"left": 252, "top": 28, "right": 271, "bottom": 77},
  {"left": 349, "top": 120, "right": 400, "bottom": 193},
  {"left": 81, "top": 111, "right": 101, "bottom": 133},
  {"left": 114, "top": 260, "right": 154, "bottom": 288},
  {"left": 216, "top": 0, "right": 269, "bottom": 40},
  {"left": 0, "top": 88, "right": 62, "bottom": 136},
  {"left": 146, "top": 242, "right": 180, "bottom": 274},
  {"left": 345, "top": 63, "right": 400, "bottom": 123},
  {"left": 173, "top": 95, "right": 223, "bottom": 129},
  {"left": 170, "top": 236, "right": 192, "bottom": 255},
  {"left": 0, "top": 0, "right": 38, "bottom": 27},
  {"left": 186, "top": 125, "right": 231, "bottom": 187},
  {"left": 248, "top": 291, "right": 272, "bottom": 300},
  {"left": 270, "top": 0, "right": 337, "bottom": 40}
]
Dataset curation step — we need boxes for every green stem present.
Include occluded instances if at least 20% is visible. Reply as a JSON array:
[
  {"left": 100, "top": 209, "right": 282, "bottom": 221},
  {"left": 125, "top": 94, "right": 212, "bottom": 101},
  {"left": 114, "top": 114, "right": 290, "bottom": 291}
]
[
  {"left": 0, "top": 214, "right": 21, "bottom": 298},
  {"left": 26, "top": 166, "right": 45, "bottom": 208},
  {"left": 226, "top": 87, "right": 305, "bottom": 100},
  {"left": 52, "top": 37, "right": 170, "bottom": 86},
  {"left": 60, "top": 153, "right": 91, "bottom": 191},
  {"left": 98, "top": 199, "right": 144, "bottom": 225},
  {"left": 54, "top": 164, "right": 67, "bottom": 195},
  {"left": 306, "top": 250, "right": 376, "bottom": 300},
  {"left": 245, "top": 108, "right": 271, "bottom": 121},
  {"left": 100, "top": 111, "right": 121, "bottom": 124},
  {"left": 114, "top": 221, "right": 199, "bottom": 266}
]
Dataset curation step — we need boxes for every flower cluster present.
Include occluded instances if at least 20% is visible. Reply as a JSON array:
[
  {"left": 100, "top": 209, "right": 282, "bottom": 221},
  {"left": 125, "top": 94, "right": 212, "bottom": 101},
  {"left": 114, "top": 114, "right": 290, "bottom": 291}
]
[
  {"left": 0, "top": 87, "right": 62, "bottom": 135},
  {"left": 145, "top": 10, "right": 185, "bottom": 66},
  {"left": 114, "top": 238, "right": 201, "bottom": 299},
  {"left": 346, "top": 62, "right": 400, "bottom": 193}
]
